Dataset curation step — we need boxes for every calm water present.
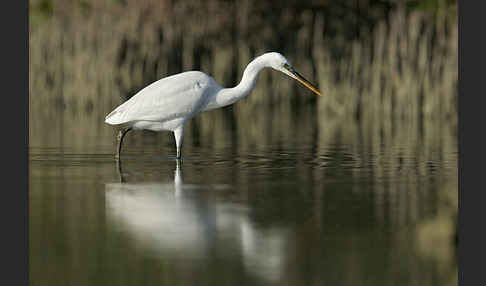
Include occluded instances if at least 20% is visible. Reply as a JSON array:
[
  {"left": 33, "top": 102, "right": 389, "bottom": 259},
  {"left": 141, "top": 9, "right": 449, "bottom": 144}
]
[{"left": 29, "top": 106, "right": 457, "bottom": 286}]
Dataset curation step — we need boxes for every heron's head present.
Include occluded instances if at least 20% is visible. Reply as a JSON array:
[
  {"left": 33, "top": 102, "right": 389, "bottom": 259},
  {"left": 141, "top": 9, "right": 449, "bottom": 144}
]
[{"left": 265, "top": 52, "right": 322, "bottom": 96}]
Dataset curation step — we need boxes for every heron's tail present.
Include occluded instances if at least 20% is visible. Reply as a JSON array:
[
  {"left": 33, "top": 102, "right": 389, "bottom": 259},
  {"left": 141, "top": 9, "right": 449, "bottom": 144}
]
[{"left": 105, "top": 108, "right": 125, "bottom": 125}]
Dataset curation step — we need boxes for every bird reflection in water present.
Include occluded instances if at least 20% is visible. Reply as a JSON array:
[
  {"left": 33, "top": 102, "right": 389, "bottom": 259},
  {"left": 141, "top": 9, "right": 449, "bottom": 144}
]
[{"left": 106, "top": 162, "right": 291, "bottom": 283}]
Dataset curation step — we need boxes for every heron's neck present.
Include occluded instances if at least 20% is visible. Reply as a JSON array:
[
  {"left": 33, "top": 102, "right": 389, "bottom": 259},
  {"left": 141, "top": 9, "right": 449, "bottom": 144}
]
[{"left": 213, "top": 56, "right": 267, "bottom": 108}]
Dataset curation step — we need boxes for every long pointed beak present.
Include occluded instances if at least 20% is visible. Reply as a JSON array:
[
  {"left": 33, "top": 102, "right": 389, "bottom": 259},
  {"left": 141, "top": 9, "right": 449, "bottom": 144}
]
[{"left": 284, "top": 65, "right": 322, "bottom": 96}]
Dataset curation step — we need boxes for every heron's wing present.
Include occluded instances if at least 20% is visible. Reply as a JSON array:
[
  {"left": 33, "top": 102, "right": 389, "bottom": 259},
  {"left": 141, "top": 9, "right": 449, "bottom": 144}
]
[{"left": 105, "top": 71, "right": 214, "bottom": 125}]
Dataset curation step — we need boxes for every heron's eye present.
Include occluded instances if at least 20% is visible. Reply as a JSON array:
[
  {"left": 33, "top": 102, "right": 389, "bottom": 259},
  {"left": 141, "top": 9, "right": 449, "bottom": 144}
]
[{"left": 283, "top": 63, "right": 291, "bottom": 70}]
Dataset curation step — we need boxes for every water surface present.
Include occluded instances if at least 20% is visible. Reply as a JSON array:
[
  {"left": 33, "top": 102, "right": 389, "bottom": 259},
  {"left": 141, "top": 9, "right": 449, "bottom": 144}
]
[{"left": 29, "top": 108, "right": 457, "bottom": 286}]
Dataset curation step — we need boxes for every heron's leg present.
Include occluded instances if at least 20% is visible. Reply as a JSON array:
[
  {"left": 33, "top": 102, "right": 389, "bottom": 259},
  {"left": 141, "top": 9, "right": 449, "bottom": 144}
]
[
  {"left": 174, "top": 161, "right": 182, "bottom": 196},
  {"left": 116, "top": 127, "right": 132, "bottom": 159},
  {"left": 116, "top": 156, "right": 126, "bottom": 183},
  {"left": 174, "top": 126, "right": 184, "bottom": 160}
]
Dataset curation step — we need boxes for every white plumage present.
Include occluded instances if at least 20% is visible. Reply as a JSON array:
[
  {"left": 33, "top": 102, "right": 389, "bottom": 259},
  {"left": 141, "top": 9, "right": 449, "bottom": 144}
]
[
  {"left": 105, "top": 71, "right": 216, "bottom": 130},
  {"left": 105, "top": 52, "right": 322, "bottom": 159}
]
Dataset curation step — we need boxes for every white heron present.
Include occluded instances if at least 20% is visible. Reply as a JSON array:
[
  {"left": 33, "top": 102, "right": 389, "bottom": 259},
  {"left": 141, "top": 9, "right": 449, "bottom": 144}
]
[{"left": 105, "top": 52, "right": 322, "bottom": 159}]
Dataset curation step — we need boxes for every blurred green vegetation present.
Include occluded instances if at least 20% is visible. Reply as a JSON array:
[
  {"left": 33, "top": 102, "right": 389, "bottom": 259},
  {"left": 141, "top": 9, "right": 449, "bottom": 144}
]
[
  {"left": 29, "top": 0, "right": 457, "bottom": 117},
  {"left": 407, "top": 0, "right": 457, "bottom": 11}
]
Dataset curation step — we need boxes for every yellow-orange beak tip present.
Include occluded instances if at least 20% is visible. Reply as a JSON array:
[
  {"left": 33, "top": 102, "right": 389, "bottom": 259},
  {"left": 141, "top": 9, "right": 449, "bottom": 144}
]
[{"left": 284, "top": 65, "right": 323, "bottom": 97}]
